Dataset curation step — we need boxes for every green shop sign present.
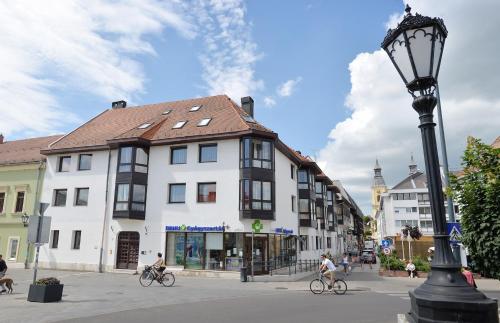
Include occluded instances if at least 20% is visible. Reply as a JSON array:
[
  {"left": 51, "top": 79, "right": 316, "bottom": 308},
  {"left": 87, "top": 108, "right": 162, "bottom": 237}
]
[{"left": 252, "top": 220, "right": 264, "bottom": 233}]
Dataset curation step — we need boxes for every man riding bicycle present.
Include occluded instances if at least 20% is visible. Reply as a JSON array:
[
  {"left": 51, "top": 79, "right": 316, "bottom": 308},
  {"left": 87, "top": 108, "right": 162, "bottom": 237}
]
[
  {"left": 152, "top": 252, "right": 166, "bottom": 280},
  {"left": 319, "top": 254, "right": 336, "bottom": 289}
]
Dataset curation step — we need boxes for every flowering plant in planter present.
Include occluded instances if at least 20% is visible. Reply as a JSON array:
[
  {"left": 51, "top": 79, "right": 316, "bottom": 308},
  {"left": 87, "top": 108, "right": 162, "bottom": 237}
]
[{"left": 35, "top": 277, "right": 61, "bottom": 286}]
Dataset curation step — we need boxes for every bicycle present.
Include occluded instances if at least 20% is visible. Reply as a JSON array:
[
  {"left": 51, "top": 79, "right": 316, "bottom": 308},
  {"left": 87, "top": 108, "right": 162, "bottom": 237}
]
[
  {"left": 139, "top": 265, "right": 175, "bottom": 287},
  {"left": 309, "top": 271, "right": 347, "bottom": 295}
]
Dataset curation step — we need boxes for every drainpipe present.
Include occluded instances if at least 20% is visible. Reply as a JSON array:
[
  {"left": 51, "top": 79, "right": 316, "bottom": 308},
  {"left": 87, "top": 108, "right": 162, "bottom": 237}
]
[
  {"left": 98, "top": 148, "right": 112, "bottom": 273},
  {"left": 25, "top": 160, "right": 44, "bottom": 269}
]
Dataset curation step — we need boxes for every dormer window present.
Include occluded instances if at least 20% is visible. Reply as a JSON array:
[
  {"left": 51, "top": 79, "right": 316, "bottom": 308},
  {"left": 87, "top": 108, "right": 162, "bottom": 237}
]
[
  {"left": 189, "top": 105, "right": 202, "bottom": 112},
  {"left": 197, "top": 118, "right": 211, "bottom": 127},
  {"left": 162, "top": 109, "right": 172, "bottom": 115},
  {"left": 138, "top": 123, "right": 151, "bottom": 129},
  {"left": 173, "top": 121, "right": 187, "bottom": 129}
]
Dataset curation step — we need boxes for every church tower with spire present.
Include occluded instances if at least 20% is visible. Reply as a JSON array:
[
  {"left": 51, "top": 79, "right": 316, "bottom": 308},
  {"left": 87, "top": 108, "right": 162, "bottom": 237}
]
[{"left": 371, "top": 159, "right": 388, "bottom": 218}]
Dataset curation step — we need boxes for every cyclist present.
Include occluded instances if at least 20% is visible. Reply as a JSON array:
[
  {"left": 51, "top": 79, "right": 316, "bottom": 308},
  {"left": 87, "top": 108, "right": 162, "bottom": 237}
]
[
  {"left": 152, "top": 252, "right": 166, "bottom": 280},
  {"left": 319, "top": 254, "right": 336, "bottom": 290}
]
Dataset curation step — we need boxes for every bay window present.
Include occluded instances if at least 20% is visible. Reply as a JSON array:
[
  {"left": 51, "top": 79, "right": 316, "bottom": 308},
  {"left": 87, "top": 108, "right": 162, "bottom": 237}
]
[
  {"left": 240, "top": 138, "right": 273, "bottom": 169},
  {"left": 240, "top": 179, "right": 273, "bottom": 211}
]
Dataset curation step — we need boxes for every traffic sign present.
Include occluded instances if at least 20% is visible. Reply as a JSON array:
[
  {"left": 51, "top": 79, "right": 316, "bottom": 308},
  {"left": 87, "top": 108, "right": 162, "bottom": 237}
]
[
  {"left": 381, "top": 239, "right": 391, "bottom": 248},
  {"left": 447, "top": 222, "right": 462, "bottom": 244},
  {"left": 27, "top": 215, "right": 51, "bottom": 244},
  {"left": 383, "top": 247, "right": 391, "bottom": 255}
]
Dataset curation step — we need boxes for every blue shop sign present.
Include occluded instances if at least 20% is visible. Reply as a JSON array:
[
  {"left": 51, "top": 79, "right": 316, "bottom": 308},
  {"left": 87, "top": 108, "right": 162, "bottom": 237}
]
[
  {"left": 274, "top": 227, "right": 294, "bottom": 235},
  {"left": 165, "top": 225, "right": 224, "bottom": 232}
]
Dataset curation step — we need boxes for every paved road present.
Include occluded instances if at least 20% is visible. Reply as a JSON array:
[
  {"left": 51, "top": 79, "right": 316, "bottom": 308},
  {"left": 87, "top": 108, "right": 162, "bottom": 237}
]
[{"left": 1, "top": 265, "right": 498, "bottom": 323}]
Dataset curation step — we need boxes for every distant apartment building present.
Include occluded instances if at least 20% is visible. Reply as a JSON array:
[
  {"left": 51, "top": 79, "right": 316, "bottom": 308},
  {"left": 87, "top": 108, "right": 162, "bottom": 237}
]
[{"left": 37, "top": 95, "right": 363, "bottom": 273}]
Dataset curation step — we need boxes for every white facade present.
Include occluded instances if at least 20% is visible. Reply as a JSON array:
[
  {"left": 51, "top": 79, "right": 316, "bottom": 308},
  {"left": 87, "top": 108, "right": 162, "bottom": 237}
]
[{"left": 40, "top": 139, "right": 314, "bottom": 271}]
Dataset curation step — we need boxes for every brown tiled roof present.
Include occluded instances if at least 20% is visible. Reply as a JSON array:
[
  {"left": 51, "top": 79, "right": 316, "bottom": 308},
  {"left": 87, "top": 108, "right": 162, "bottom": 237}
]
[
  {"left": 46, "top": 95, "right": 274, "bottom": 153},
  {"left": 0, "top": 135, "right": 62, "bottom": 165},
  {"left": 491, "top": 136, "right": 500, "bottom": 148}
]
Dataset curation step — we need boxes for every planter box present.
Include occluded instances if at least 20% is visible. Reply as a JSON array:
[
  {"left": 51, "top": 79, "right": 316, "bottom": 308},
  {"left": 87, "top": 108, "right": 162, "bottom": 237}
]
[{"left": 28, "top": 284, "right": 64, "bottom": 303}]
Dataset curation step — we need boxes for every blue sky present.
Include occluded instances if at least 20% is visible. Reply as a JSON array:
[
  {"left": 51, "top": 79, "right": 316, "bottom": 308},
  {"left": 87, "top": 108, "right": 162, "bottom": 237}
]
[{"left": 2, "top": 1, "right": 499, "bottom": 214}]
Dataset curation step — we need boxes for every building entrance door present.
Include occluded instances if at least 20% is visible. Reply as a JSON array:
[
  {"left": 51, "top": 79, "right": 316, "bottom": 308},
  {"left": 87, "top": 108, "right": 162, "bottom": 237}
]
[
  {"left": 116, "top": 231, "right": 140, "bottom": 270},
  {"left": 245, "top": 235, "right": 268, "bottom": 275}
]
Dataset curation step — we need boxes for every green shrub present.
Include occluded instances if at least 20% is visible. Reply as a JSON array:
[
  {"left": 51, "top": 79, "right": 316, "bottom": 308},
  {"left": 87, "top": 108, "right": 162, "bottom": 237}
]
[
  {"left": 35, "top": 277, "right": 60, "bottom": 286},
  {"left": 381, "top": 254, "right": 405, "bottom": 271},
  {"left": 412, "top": 256, "right": 431, "bottom": 272}
]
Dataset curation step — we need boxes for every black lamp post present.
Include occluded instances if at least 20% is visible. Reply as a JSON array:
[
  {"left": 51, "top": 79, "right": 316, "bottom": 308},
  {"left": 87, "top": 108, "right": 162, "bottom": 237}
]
[
  {"left": 381, "top": 5, "right": 498, "bottom": 323},
  {"left": 21, "top": 213, "right": 30, "bottom": 227}
]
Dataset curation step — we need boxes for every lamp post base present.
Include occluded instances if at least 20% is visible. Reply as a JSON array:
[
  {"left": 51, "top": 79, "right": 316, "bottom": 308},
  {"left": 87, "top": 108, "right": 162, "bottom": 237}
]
[{"left": 407, "top": 272, "right": 499, "bottom": 323}]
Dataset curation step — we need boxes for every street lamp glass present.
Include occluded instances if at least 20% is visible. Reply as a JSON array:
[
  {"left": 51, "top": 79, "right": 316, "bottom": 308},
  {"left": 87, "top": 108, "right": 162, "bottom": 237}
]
[
  {"left": 21, "top": 214, "right": 29, "bottom": 226},
  {"left": 381, "top": 6, "right": 447, "bottom": 94}
]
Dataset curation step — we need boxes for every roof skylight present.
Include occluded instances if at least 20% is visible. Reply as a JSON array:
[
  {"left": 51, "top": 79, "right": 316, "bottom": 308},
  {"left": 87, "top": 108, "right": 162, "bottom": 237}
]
[
  {"left": 189, "top": 105, "right": 202, "bottom": 112},
  {"left": 162, "top": 109, "right": 172, "bottom": 115},
  {"left": 197, "top": 118, "right": 212, "bottom": 127},
  {"left": 138, "top": 123, "right": 152, "bottom": 129},
  {"left": 173, "top": 121, "right": 187, "bottom": 129}
]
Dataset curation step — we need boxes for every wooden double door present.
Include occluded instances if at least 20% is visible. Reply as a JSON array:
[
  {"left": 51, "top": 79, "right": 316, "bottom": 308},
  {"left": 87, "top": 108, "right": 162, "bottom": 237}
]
[{"left": 117, "top": 231, "right": 140, "bottom": 270}]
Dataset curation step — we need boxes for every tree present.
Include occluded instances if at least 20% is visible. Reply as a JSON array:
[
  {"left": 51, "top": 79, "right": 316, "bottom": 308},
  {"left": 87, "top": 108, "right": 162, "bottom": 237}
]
[
  {"left": 450, "top": 137, "right": 500, "bottom": 279},
  {"left": 402, "top": 225, "right": 422, "bottom": 260}
]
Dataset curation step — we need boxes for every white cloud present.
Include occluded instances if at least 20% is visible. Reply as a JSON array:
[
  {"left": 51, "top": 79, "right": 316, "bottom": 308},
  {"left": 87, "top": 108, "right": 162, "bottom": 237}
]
[
  {"left": 317, "top": 0, "right": 500, "bottom": 215},
  {"left": 0, "top": 0, "right": 194, "bottom": 137},
  {"left": 277, "top": 77, "right": 302, "bottom": 97},
  {"left": 263, "top": 96, "right": 277, "bottom": 107},
  {"left": 190, "top": 0, "right": 264, "bottom": 101}
]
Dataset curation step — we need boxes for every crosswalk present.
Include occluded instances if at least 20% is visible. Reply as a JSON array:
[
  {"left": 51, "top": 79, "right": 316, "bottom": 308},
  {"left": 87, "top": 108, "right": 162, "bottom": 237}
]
[{"left": 374, "top": 290, "right": 411, "bottom": 300}]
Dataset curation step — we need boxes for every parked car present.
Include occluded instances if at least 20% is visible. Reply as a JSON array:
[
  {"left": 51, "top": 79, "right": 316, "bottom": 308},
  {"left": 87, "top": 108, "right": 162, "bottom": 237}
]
[{"left": 361, "top": 249, "right": 376, "bottom": 264}]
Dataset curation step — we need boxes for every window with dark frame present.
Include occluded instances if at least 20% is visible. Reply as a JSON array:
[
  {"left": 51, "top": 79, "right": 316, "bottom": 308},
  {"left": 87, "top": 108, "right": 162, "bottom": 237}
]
[
  {"left": 135, "top": 148, "right": 148, "bottom": 173},
  {"left": 78, "top": 154, "right": 92, "bottom": 170},
  {"left": 115, "top": 184, "right": 129, "bottom": 211},
  {"left": 199, "top": 144, "right": 217, "bottom": 163},
  {"left": 53, "top": 189, "right": 67, "bottom": 206},
  {"left": 197, "top": 182, "right": 216, "bottom": 202},
  {"left": 171, "top": 146, "right": 187, "bottom": 164},
  {"left": 75, "top": 188, "right": 89, "bottom": 206},
  {"left": 240, "top": 138, "right": 273, "bottom": 169},
  {"left": 131, "top": 184, "right": 146, "bottom": 211},
  {"left": 118, "top": 147, "right": 133, "bottom": 172},
  {"left": 290, "top": 164, "right": 295, "bottom": 179},
  {"left": 58, "top": 156, "right": 71, "bottom": 172},
  {"left": 291, "top": 195, "right": 296, "bottom": 212},
  {"left": 327, "top": 237, "right": 331, "bottom": 248},
  {"left": 239, "top": 180, "right": 272, "bottom": 211},
  {"left": 15, "top": 191, "right": 25, "bottom": 212},
  {"left": 169, "top": 183, "right": 186, "bottom": 203},
  {"left": 0, "top": 192, "right": 5, "bottom": 213},
  {"left": 298, "top": 169, "right": 308, "bottom": 189},
  {"left": 72, "top": 230, "right": 81, "bottom": 249},
  {"left": 50, "top": 230, "right": 59, "bottom": 249}
]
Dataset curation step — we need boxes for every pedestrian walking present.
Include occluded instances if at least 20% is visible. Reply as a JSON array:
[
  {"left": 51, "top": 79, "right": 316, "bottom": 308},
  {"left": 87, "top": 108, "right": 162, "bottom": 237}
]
[
  {"left": 342, "top": 253, "right": 349, "bottom": 276},
  {"left": 0, "top": 255, "right": 7, "bottom": 294}
]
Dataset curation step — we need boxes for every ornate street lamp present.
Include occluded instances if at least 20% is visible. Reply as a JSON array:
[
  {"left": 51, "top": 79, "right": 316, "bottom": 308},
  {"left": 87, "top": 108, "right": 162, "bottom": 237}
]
[{"left": 381, "top": 5, "right": 498, "bottom": 322}]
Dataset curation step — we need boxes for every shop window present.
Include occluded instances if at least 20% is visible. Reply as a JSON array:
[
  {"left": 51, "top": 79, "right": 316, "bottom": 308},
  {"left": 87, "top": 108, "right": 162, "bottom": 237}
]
[
  {"left": 14, "top": 191, "right": 25, "bottom": 212},
  {"left": 53, "top": 189, "right": 67, "bottom": 207},
  {"left": 299, "top": 235, "right": 308, "bottom": 251},
  {"left": 75, "top": 188, "right": 89, "bottom": 206},
  {"left": 198, "top": 183, "right": 216, "bottom": 203}
]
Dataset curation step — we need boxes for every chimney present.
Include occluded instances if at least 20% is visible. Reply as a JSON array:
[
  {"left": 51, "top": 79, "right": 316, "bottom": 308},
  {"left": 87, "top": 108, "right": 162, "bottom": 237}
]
[
  {"left": 0, "top": 133, "right": 3, "bottom": 144},
  {"left": 112, "top": 100, "right": 127, "bottom": 109},
  {"left": 241, "top": 96, "right": 254, "bottom": 118}
]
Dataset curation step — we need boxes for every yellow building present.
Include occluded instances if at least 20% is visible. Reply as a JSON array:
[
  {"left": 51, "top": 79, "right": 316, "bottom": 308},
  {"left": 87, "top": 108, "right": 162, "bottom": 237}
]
[{"left": 370, "top": 159, "right": 387, "bottom": 239}]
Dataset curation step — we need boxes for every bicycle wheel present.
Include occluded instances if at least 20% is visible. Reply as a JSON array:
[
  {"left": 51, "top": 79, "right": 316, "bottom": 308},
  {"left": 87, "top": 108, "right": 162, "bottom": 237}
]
[
  {"left": 139, "top": 271, "right": 155, "bottom": 287},
  {"left": 332, "top": 279, "right": 347, "bottom": 295},
  {"left": 161, "top": 272, "right": 175, "bottom": 287},
  {"left": 309, "top": 279, "right": 325, "bottom": 294}
]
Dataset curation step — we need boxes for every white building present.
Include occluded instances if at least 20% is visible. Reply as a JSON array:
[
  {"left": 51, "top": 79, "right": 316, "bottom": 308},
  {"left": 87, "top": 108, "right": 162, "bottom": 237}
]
[
  {"left": 38, "top": 95, "right": 359, "bottom": 273},
  {"left": 374, "top": 156, "right": 460, "bottom": 240}
]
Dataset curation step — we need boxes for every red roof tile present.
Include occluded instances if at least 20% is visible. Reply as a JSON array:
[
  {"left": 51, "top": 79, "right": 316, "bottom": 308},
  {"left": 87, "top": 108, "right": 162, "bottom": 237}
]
[{"left": 0, "top": 135, "right": 63, "bottom": 165}]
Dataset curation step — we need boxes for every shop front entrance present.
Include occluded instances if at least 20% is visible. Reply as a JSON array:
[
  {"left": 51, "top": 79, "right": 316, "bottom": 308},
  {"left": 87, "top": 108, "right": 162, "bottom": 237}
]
[
  {"left": 245, "top": 235, "right": 268, "bottom": 275},
  {"left": 116, "top": 231, "right": 140, "bottom": 270}
]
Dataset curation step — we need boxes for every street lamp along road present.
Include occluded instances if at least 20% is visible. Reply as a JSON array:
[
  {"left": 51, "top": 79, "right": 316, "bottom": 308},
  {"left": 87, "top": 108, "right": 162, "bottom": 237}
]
[
  {"left": 381, "top": 5, "right": 498, "bottom": 323},
  {"left": 21, "top": 213, "right": 30, "bottom": 227}
]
